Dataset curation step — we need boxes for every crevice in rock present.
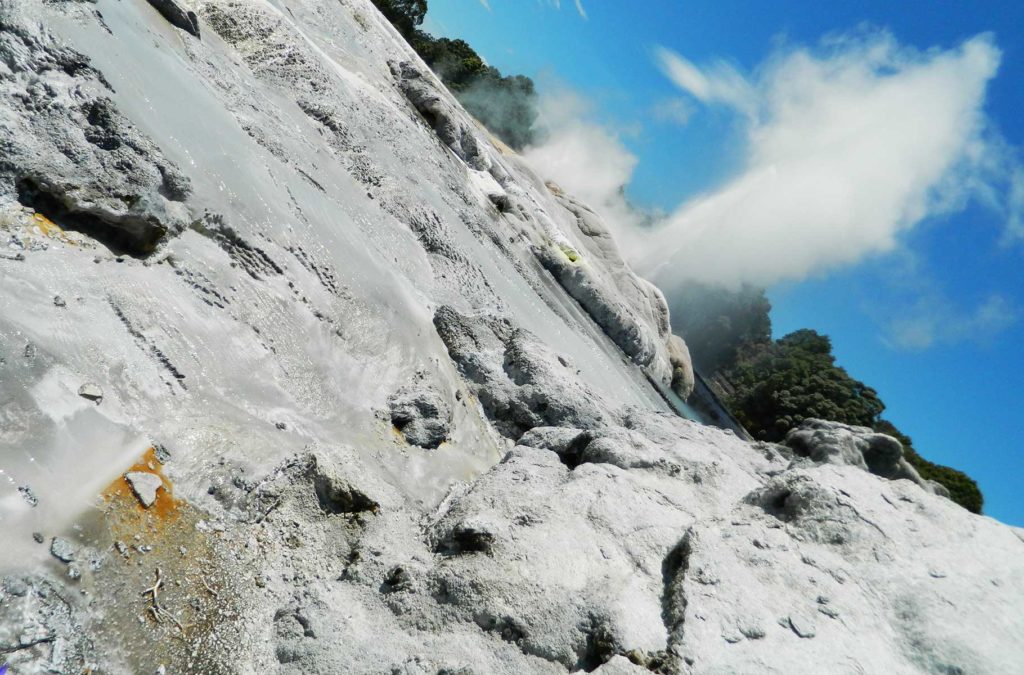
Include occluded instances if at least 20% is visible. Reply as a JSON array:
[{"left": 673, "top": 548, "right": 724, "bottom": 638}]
[
  {"left": 434, "top": 525, "right": 493, "bottom": 556},
  {"left": 474, "top": 612, "right": 528, "bottom": 645},
  {"left": 556, "top": 432, "right": 593, "bottom": 470},
  {"left": 660, "top": 531, "right": 692, "bottom": 651},
  {"left": 16, "top": 177, "right": 166, "bottom": 257},
  {"left": 312, "top": 474, "right": 378, "bottom": 516},
  {"left": 576, "top": 614, "right": 618, "bottom": 672}
]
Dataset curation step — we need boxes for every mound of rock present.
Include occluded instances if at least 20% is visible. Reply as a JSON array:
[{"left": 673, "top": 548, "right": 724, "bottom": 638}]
[{"left": 785, "top": 418, "right": 949, "bottom": 496}]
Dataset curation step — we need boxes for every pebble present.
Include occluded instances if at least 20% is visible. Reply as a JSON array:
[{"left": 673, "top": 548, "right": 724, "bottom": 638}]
[
  {"left": 50, "top": 537, "right": 76, "bottom": 563},
  {"left": 18, "top": 484, "right": 38, "bottom": 507},
  {"left": 77, "top": 383, "right": 103, "bottom": 403}
]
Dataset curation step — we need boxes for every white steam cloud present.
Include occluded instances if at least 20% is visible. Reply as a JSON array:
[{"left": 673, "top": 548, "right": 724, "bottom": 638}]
[{"left": 524, "top": 31, "right": 1022, "bottom": 292}]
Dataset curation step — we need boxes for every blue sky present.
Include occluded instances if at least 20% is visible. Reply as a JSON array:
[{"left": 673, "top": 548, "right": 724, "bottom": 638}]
[{"left": 425, "top": 0, "right": 1023, "bottom": 525}]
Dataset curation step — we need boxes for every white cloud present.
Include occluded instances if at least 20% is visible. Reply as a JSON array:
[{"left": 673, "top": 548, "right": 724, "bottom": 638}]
[
  {"left": 478, "top": 0, "right": 491, "bottom": 10},
  {"left": 638, "top": 32, "right": 1016, "bottom": 290},
  {"left": 884, "top": 294, "right": 1016, "bottom": 350},
  {"left": 523, "top": 29, "right": 1022, "bottom": 313},
  {"left": 654, "top": 47, "right": 755, "bottom": 115},
  {"left": 574, "top": 0, "right": 587, "bottom": 20}
]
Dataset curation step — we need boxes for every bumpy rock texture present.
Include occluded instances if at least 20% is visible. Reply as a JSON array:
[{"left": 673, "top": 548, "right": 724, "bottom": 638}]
[{"left": 0, "top": 1, "right": 1021, "bottom": 673}]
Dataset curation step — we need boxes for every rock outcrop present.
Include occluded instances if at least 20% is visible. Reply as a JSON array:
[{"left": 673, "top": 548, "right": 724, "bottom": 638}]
[
  {"left": 785, "top": 418, "right": 949, "bottom": 496},
  {"left": 0, "top": 1, "right": 1020, "bottom": 673}
]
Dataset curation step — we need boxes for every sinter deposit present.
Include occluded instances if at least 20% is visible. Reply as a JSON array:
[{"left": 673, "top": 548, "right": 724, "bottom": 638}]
[{"left": 0, "top": 1, "right": 1021, "bottom": 673}]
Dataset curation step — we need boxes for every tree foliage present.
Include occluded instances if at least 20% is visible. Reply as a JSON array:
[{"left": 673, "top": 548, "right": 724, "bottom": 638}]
[
  {"left": 371, "top": 0, "right": 427, "bottom": 38},
  {"left": 672, "top": 283, "right": 983, "bottom": 513},
  {"left": 371, "top": 1, "right": 538, "bottom": 149},
  {"left": 724, "top": 329, "right": 885, "bottom": 441}
]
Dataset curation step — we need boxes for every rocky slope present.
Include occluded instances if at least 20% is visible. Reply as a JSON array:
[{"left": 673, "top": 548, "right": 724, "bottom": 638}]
[{"left": 0, "top": 1, "right": 1021, "bottom": 673}]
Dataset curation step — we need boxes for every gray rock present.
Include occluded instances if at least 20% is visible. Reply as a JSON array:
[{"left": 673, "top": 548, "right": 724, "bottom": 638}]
[
  {"left": 391, "top": 61, "right": 491, "bottom": 172},
  {"left": 785, "top": 419, "right": 943, "bottom": 497},
  {"left": 145, "top": 0, "right": 201, "bottom": 38},
  {"left": 153, "top": 444, "right": 172, "bottom": 464},
  {"left": 77, "top": 383, "right": 103, "bottom": 403},
  {"left": 50, "top": 537, "right": 76, "bottom": 563},
  {"left": 3, "top": 575, "right": 29, "bottom": 597},
  {"left": 433, "top": 306, "right": 611, "bottom": 439},
  {"left": 125, "top": 471, "right": 163, "bottom": 508},
  {"left": 388, "top": 384, "right": 452, "bottom": 449}
]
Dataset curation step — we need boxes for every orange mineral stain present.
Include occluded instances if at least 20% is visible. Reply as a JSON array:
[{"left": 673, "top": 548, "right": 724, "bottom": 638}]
[
  {"left": 32, "top": 212, "right": 72, "bottom": 242},
  {"left": 101, "top": 447, "right": 182, "bottom": 535}
]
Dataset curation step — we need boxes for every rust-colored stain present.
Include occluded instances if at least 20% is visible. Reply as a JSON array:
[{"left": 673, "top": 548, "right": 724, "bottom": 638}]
[
  {"left": 101, "top": 447, "right": 182, "bottom": 534},
  {"left": 31, "top": 212, "right": 75, "bottom": 244}
]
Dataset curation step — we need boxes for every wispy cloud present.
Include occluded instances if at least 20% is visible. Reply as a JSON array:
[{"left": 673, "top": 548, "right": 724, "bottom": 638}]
[
  {"left": 651, "top": 97, "right": 694, "bottom": 126},
  {"left": 654, "top": 47, "right": 754, "bottom": 116},
  {"left": 884, "top": 294, "right": 1017, "bottom": 350},
  {"left": 1003, "top": 169, "right": 1024, "bottom": 244},
  {"left": 538, "top": 0, "right": 586, "bottom": 19},
  {"left": 478, "top": 0, "right": 492, "bottom": 11}
]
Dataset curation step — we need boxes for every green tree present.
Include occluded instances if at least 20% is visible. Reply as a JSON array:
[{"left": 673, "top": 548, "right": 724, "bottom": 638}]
[
  {"left": 724, "top": 329, "right": 885, "bottom": 441},
  {"left": 371, "top": 0, "right": 427, "bottom": 38},
  {"left": 372, "top": 1, "right": 539, "bottom": 149}
]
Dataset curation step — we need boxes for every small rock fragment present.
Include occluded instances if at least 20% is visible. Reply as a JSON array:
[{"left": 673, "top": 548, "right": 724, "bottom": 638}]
[
  {"left": 3, "top": 575, "right": 29, "bottom": 596},
  {"left": 78, "top": 383, "right": 103, "bottom": 403},
  {"left": 32, "top": 532, "right": 44, "bottom": 544},
  {"left": 18, "top": 484, "right": 38, "bottom": 507},
  {"left": 125, "top": 471, "right": 164, "bottom": 508},
  {"left": 50, "top": 537, "right": 76, "bottom": 563},
  {"left": 53, "top": 295, "right": 66, "bottom": 307},
  {"left": 788, "top": 613, "right": 816, "bottom": 638},
  {"left": 153, "top": 443, "right": 172, "bottom": 464}
]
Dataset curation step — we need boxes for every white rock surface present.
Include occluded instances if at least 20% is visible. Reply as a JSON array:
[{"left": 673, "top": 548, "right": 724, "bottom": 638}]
[
  {"left": 124, "top": 471, "right": 163, "bottom": 508},
  {"left": 0, "top": 1, "right": 1020, "bottom": 673}
]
